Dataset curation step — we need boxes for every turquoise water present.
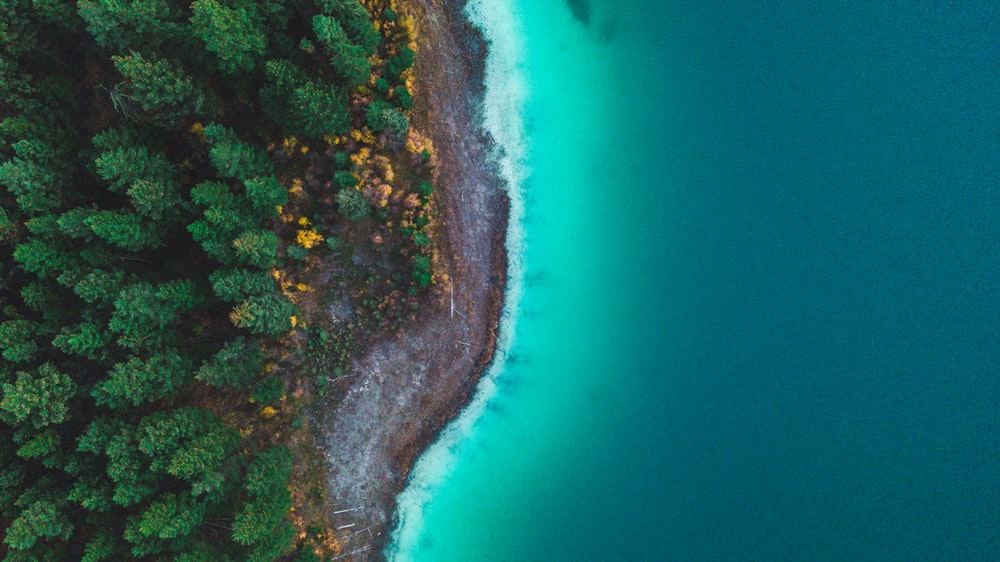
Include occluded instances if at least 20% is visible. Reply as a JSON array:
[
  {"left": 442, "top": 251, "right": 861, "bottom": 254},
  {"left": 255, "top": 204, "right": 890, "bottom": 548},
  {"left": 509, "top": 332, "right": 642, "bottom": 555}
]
[{"left": 389, "top": 1, "right": 1000, "bottom": 560}]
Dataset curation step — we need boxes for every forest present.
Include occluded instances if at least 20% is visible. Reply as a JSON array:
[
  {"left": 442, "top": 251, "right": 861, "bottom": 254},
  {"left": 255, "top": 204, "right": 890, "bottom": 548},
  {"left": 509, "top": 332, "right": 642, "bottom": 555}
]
[{"left": 0, "top": 0, "right": 435, "bottom": 559}]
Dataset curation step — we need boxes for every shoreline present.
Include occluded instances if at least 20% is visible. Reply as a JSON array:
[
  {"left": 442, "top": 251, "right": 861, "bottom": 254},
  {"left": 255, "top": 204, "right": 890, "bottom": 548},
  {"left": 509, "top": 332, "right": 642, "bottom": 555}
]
[{"left": 316, "top": 0, "right": 508, "bottom": 558}]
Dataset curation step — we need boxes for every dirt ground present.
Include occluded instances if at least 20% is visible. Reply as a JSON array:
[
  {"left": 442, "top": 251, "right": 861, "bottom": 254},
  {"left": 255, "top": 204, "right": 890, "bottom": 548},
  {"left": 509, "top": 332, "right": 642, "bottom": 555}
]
[{"left": 314, "top": 0, "right": 508, "bottom": 559}]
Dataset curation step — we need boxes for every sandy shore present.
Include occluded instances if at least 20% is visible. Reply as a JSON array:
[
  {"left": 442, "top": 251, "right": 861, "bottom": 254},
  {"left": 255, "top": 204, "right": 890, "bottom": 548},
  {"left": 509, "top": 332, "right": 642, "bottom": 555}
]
[{"left": 315, "top": 0, "right": 507, "bottom": 559}]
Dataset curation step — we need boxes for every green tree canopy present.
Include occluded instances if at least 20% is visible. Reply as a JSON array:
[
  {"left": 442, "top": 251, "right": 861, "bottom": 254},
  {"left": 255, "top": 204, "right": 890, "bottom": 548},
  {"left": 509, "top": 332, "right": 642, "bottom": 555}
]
[
  {"left": 0, "top": 363, "right": 76, "bottom": 429},
  {"left": 190, "top": 0, "right": 268, "bottom": 74},
  {"left": 77, "top": 0, "right": 183, "bottom": 51},
  {"left": 111, "top": 51, "right": 210, "bottom": 124},
  {"left": 196, "top": 336, "right": 262, "bottom": 388},
  {"left": 229, "top": 293, "right": 295, "bottom": 337},
  {"left": 3, "top": 498, "right": 73, "bottom": 551},
  {"left": 84, "top": 209, "right": 161, "bottom": 251},
  {"left": 336, "top": 186, "right": 370, "bottom": 222},
  {"left": 232, "top": 228, "right": 279, "bottom": 268},
  {"left": 92, "top": 349, "right": 192, "bottom": 409},
  {"left": 209, "top": 268, "right": 275, "bottom": 302}
]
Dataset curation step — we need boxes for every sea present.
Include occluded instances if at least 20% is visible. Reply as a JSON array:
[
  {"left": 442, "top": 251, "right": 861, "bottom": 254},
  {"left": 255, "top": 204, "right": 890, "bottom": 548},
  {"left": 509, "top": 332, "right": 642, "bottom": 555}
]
[{"left": 387, "top": 1, "right": 1000, "bottom": 560}]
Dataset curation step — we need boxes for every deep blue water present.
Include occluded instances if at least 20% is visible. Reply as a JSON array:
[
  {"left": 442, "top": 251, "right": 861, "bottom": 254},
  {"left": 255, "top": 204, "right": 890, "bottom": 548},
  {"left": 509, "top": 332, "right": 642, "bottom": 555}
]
[{"left": 390, "top": 1, "right": 1000, "bottom": 560}]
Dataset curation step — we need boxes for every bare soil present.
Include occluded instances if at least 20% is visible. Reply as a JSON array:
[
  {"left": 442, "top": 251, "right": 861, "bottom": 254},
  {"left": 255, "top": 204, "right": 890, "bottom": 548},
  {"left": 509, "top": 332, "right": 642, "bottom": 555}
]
[{"left": 314, "top": 0, "right": 507, "bottom": 559}]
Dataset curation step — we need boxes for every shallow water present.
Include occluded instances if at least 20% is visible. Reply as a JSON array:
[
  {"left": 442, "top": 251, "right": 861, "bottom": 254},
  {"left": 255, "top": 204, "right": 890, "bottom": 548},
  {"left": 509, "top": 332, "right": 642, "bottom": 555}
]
[{"left": 389, "top": 1, "right": 1000, "bottom": 560}]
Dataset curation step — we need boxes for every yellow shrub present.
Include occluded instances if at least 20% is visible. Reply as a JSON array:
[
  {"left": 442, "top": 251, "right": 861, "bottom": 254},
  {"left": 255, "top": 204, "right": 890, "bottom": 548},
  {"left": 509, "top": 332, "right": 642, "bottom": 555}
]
[
  {"left": 297, "top": 229, "right": 324, "bottom": 249},
  {"left": 260, "top": 406, "right": 278, "bottom": 419}
]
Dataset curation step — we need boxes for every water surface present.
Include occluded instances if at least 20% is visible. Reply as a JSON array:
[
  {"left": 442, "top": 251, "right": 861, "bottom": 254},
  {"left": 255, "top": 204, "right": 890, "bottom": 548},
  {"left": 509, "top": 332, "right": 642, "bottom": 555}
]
[{"left": 390, "top": 1, "right": 1000, "bottom": 559}]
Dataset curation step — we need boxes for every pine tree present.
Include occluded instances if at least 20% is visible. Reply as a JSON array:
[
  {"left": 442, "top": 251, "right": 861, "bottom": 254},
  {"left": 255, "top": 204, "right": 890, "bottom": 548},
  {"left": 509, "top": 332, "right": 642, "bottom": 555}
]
[
  {"left": 56, "top": 207, "right": 98, "bottom": 241},
  {"left": 229, "top": 293, "right": 295, "bottom": 336},
  {"left": 291, "top": 80, "right": 351, "bottom": 136},
  {"left": 72, "top": 269, "right": 126, "bottom": 305},
  {"left": 0, "top": 363, "right": 75, "bottom": 429},
  {"left": 209, "top": 268, "right": 275, "bottom": 302},
  {"left": 190, "top": 0, "right": 268, "bottom": 74},
  {"left": 316, "top": 0, "right": 379, "bottom": 55},
  {"left": 93, "top": 349, "right": 192, "bottom": 409},
  {"left": 232, "top": 446, "right": 292, "bottom": 549},
  {"left": 336, "top": 185, "right": 370, "bottom": 221},
  {"left": 4, "top": 498, "right": 73, "bottom": 551},
  {"left": 260, "top": 60, "right": 350, "bottom": 136},
  {"left": 0, "top": 140, "right": 65, "bottom": 214},
  {"left": 123, "top": 492, "right": 206, "bottom": 556},
  {"left": 312, "top": 14, "right": 370, "bottom": 88},
  {"left": 111, "top": 51, "right": 210, "bottom": 124},
  {"left": 0, "top": 319, "right": 39, "bottom": 363},
  {"left": 203, "top": 125, "right": 274, "bottom": 180},
  {"left": 77, "top": 0, "right": 183, "bottom": 51},
  {"left": 196, "top": 336, "right": 262, "bottom": 388},
  {"left": 108, "top": 282, "right": 180, "bottom": 349},
  {"left": 232, "top": 228, "right": 279, "bottom": 268},
  {"left": 80, "top": 530, "right": 121, "bottom": 562},
  {"left": 243, "top": 175, "right": 286, "bottom": 215},
  {"left": 52, "top": 320, "right": 113, "bottom": 361},
  {"left": 84, "top": 209, "right": 161, "bottom": 251},
  {"left": 93, "top": 141, "right": 177, "bottom": 193}
]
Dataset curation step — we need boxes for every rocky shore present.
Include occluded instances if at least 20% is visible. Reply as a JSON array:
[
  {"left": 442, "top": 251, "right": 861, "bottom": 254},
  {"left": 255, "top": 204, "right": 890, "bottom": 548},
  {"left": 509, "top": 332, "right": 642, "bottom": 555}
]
[{"left": 316, "top": 0, "right": 508, "bottom": 558}]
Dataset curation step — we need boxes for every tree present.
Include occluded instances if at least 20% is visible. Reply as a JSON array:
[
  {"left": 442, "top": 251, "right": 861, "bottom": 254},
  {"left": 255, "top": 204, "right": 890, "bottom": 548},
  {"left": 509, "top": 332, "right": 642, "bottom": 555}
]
[
  {"left": 0, "top": 140, "right": 65, "bottom": 214},
  {"left": 260, "top": 60, "right": 350, "bottom": 136},
  {"left": 190, "top": 0, "right": 267, "bottom": 74},
  {"left": 3, "top": 499, "right": 73, "bottom": 551},
  {"left": 12, "top": 237, "right": 76, "bottom": 279},
  {"left": 336, "top": 187, "right": 370, "bottom": 221},
  {"left": 0, "top": 364, "right": 76, "bottom": 429},
  {"left": 135, "top": 407, "right": 238, "bottom": 496},
  {"left": 156, "top": 278, "right": 201, "bottom": 313},
  {"left": 229, "top": 293, "right": 295, "bottom": 336},
  {"left": 108, "top": 282, "right": 182, "bottom": 349},
  {"left": 386, "top": 45, "right": 415, "bottom": 83},
  {"left": 84, "top": 209, "right": 161, "bottom": 251},
  {"left": 243, "top": 175, "right": 286, "bottom": 214},
  {"left": 312, "top": 14, "right": 370, "bottom": 88},
  {"left": 0, "top": 319, "right": 39, "bottom": 363},
  {"left": 209, "top": 268, "right": 274, "bottom": 301},
  {"left": 72, "top": 269, "right": 126, "bottom": 305},
  {"left": 196, "top": 337, "right": 262, "bottom": 388},
  {"left": 316, "top": 0, "right": 378, "bottom": 55},
  {"left": 56, "top": 207, "right": 98, "bottom": 240},
  {"left": 111, "top": 51, "right": 209, "bottom": 124},
  {"left": 123, "top": 492, "right": 206, "bottom": 556},
  {"left": 77, "top": 0, "right": 182, "bottom": 51},
  {"left": 232, "top": 446, "right": 292, "bottom": 547},
  {"left": 392, "top": 85, "right": 413, "bottom": 110},
  {"left": 93, "top": 143, "right": 177, "bottom": 193},
  {"left": 203, "top": 124, "right": 274, "bottom": 180},
  {"left": 290, "top": 80, "right": 351, "bottom": 136},
  {"left": 366, "top": 99, "right": 409, "bottom": 138},
  {"left": 15, "top": 429, "right": 61, "bottom": 462},
  {"left": 188, "top": 181, "right": 255, "bottom": 262},
  {"left": 232, "top": 228, "right": 279, "bottom": 268},
  {"left": 20, "top": 281, "right": 61, "bottom": 314},
  {"left": 127, "top": 179, "right": 182, "bottom": 220},
  {"left": 68, "top": 476, "right": 116, "bottom": 514},
  {"left": 100, "top": 426, "right": 157, "bottom": 506},
  {"left": 80, "top": 530, "right": 121, "bottom": 562},
  {"left": 52, "top": 320, "right": 113, "bottom": 361},
  {"left": 92, "top": 349, "right": 192, "bottom": 408}
]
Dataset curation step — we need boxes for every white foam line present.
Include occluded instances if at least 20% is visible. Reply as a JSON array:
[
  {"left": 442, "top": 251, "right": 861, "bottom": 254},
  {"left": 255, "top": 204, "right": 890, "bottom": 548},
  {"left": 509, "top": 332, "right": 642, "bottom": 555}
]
[{"left": 385, "top": 0, "right": 528, "bottom": 559}]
